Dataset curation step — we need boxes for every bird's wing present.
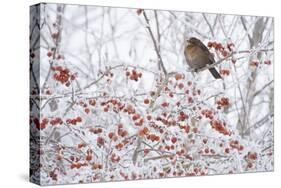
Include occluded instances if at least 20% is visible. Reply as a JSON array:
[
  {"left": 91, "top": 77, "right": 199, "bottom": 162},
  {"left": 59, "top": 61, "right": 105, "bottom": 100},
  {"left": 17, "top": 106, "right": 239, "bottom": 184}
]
[{"left": 196, "top": 40, "right": 215, "bottom": 63}]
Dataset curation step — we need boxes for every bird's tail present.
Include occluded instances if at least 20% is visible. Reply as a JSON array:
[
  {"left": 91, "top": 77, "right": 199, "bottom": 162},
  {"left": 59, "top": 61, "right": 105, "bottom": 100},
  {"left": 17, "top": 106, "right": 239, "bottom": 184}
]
[{"left": 208, "top": 68, "right": 222, "bottom": 79}]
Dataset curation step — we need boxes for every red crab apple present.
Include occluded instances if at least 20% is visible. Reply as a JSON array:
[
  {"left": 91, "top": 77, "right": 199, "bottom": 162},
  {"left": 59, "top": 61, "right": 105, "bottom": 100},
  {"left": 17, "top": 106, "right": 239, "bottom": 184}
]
[{"left": 171, "top": 137, "right": 177, "bottom": 144}]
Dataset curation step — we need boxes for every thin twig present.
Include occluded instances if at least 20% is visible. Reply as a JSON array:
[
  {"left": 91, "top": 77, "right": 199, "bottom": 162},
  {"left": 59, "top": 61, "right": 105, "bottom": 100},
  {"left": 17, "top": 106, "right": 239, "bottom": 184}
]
[{"left": 143, "top": 10, "right": 167, "bottom": 75}]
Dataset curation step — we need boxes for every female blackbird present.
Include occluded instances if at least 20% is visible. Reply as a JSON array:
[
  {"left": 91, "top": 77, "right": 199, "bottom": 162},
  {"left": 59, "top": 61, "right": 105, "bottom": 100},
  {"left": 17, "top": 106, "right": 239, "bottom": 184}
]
[{"left": 184, "top": 37, "right": 222, "bottom": 79}]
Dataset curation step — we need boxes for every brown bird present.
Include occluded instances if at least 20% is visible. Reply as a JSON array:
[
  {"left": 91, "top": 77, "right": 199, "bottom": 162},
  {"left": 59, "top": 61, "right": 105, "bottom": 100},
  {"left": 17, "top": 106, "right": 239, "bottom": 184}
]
[{"left": 184, "top": 37, "right": 222, "bottom": 79}]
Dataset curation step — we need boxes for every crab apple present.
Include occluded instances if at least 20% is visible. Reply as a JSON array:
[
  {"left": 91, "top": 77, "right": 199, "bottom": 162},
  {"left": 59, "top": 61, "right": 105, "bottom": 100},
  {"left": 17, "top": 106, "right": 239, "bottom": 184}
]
[
  {"left": 203, "top": 138, "right": 208, "bottom": 144},
  {"left": 144, "top": 98, "right": 150, "bottom": 104},
  {"left": 86, "top": 155, "right": 92, "bottom": 161},
  {"left": 78, "top": 143, "right": 86, "bottom": 149},
  {"left": 221, "top": 50, "right": 228, "bottom": 57},
  {"left": 178, "top": 83, "right": 184, "bottom": 89},
  {"left": 247, "top": 152, "right": 257, "bottom": 160},
  {"left": 188, "top": 97, "right": 193, "bottom": 103},
  {"left": 207, "top": 41, "right": 213, "bottom": 48},
  {"left": 161, "top": 102, "right": 169, "bottom": 108},
  {"left": 76, "top": 116, "right": 82, "bottom": 123},
  {"left": 84, "top": 108, "right": 90, "bottom": 114},
  {"left": 97, "top": 137, "right": 105, "bottom": 146},
  {"left": 239, "top": 145, "right": 244, "bottom": 151},
  {"left": 219, "top": 69, "right": 230, "bottom": 76},
  {"left": 142, "top": 148, "right": 149, "bottom": 154},
  {"left": 108, "top": 132, "right": 115, "bottom": 139},
  {"left": 51, "top": 32, "right": 59, "bottom": 39},
  {"left": 247, "top": 162, "right": 253, "bottom": 168},
  {"left": 132, "top": 114, "right": 140, "bottom": 121},
  {"left": 136, "top": 9, "right": 143, "bottom": 15},
  {"left": 92, "top": 163, "right": 100, "bottom": 170},
  {"left": 184, "top": 125, "right": 190, "bottom": 133},
  {"left": 120, "top": 130, "right": 128, "bottom": 137},
  {"left": 47, "top": 51, "right": 53, "bottom": 57},
  {"left": 264, "top": 60, "right": 271, "bottom": 65},
  {"left": 174, "top": 73, "right": 183, "bottom": 80},
  {"left": 171, "top": 137, "right": 177, "bottom": 144}
]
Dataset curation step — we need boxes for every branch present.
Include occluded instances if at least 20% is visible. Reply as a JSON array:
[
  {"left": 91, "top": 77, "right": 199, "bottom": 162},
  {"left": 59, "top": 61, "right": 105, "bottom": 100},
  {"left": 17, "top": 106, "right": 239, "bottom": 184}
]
[
  {"left": 143, "top": 11, "right": 167, "bottom": 75},
  {"left": 189, "top": 48, "right": 274, "bottom": 72},
  {"left": 252, "top": 80, "right": 273, "bottom": 98}
]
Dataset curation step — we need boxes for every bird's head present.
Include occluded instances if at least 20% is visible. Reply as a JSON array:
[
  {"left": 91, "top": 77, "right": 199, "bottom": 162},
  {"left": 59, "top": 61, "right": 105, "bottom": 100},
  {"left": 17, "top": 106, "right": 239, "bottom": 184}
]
[{"left": 187, "top": 37, "right": 200, "bottom": 46}]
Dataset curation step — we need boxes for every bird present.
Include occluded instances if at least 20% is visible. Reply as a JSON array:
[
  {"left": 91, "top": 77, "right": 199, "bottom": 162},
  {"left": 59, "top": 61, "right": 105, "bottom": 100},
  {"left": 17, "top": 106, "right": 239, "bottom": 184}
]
[{"left": 184, "top": 37, "right": 222, "bottom": 79}]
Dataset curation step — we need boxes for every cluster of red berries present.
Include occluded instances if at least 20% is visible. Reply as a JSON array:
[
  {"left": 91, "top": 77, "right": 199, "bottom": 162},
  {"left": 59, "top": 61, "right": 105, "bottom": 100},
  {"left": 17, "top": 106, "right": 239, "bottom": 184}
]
[
  {"left": 101, "top": 99, "right": 124, "bottom": 113},
  {"left": 49, "top": 170, "right": 58, "bottom": 181},
  {"left": 208, "top": 41, "right": 235, "bottom": 58},
  {"left": 117, "top": 123, "right": 129, "bottom": 137},
  {"left": 51, "top": 66, "right": 76, "bottom": 86},
  {"left": 92, "top": 163, "right": 103, "bottom": 170},
  {"left": 147, "top": 134, "right": 160, "bottom": 142},
  {"left": 131, "top": 113, "right": 144, "bottom": 126},
  {"left": 138, "top": 127, "right": 149, "bottom": 137},
  {"left": 178, "top": 111, "right": 188, "bottom": 121},
  {"left": 210, "top": 119, "right": 230, "bottom": 136},
  {"left": 122, "top": 104, "right": 135, "bottom": 114},
  {"left": 85, "top": 149, "right": 93, "bottom": 161},
  {"left": 125, "top": 69, "right": 142, "bottom": 81},
  {"left": 50, "top": 117, "right": 63, "bottom": 125},
  {"left": 179, "top": 124, "right": 190, "bottom": 134},
  {"left": 33, "top": 117, "right": 49, "bottom": 130},
  {"left": 66, "top": 116, "right": 82, "bottom": 125},
  {"left": 250, "top": 60, "right": 272, "bottom": 67},
  {"left": 115, "top": 142, "right": 124, "bottom": 150},
  {"left": 201, "top": 147, "right": 215, "bottom": 155},
  {"left": 216, "top": 97, "right": 230, "bottom": 108},
  {"left": 247, "top": 152, "right": 257, "bottom": 160},
  {"left": 70, "top": 162, "right": 87, "bottom": 169},
  {"left": 245, "top": 152, "right": 257, "bottom": 169},
  {"left": 229, "top": 140, "right": 244, "bottom": 151},
  {"left": 201, "top": 109, "right": 214, "bottom": 120},
  {"left": 89, "top": 127, "right": 103, "bottom": 134},
  {"left": 219, "top": 68, "right": 230, "bottom": 76}
]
